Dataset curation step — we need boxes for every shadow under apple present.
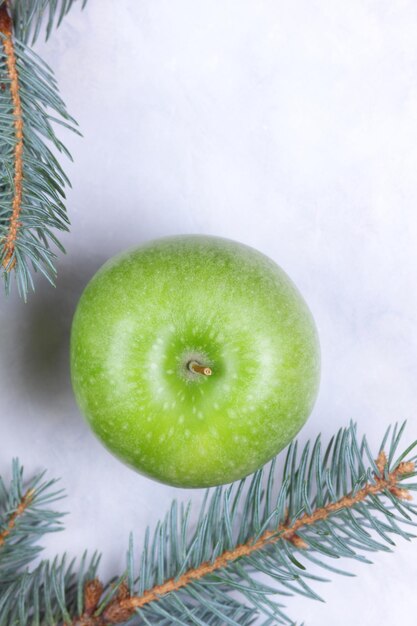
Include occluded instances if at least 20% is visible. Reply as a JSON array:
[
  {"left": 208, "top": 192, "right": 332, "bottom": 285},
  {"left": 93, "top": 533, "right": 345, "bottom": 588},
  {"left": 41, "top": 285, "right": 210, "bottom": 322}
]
[{"left": 14, "top": 251, "right": 109, "bottom": 413}]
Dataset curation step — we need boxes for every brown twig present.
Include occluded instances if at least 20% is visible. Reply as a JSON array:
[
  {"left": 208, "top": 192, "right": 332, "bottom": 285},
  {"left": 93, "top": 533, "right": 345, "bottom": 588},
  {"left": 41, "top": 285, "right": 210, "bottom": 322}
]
[
  {"left": 0, "top": 1, "right": 23, "bottom": 271},
  {"left": 70, "top": 452, "right": 414, "bottom": 625},
  {"left": 0, "top": 487, "right": 35, "bottom": 547}
]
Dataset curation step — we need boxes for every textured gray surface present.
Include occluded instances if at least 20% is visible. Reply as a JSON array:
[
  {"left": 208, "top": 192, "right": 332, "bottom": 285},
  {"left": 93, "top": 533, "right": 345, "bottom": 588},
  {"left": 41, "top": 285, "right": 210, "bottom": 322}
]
[{"left": 1, "top": 2, "right": 417, "bottom": 624}]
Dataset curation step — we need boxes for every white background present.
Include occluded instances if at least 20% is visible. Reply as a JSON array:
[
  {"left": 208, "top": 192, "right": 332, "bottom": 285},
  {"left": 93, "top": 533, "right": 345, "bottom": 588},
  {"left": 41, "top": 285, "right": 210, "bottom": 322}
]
[{"left": 1, "top": 1, "right": 417, "bottom": 624}]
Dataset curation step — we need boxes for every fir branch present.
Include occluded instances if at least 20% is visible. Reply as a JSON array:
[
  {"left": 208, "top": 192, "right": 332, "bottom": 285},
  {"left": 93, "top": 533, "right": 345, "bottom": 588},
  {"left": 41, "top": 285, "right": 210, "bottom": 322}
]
[
  {"left": 0, "top": 0, "right": 81, "bottom": 298},
  {"left": 0, "top": 459, "right": 65, "bottom": 582},
  {"left": 0, "top": 2, "right": 23, "bottom": 272},
  {"left": 0, "top": 552, "right": 101, "bottom": 626},
  {"left": 1, "top": 423, "right": 417, "bottom": 626},
  {"left": 101, "top": 450, "right": 414, "bottom": 621},
  {"left": 7, "top": 0, "right": 88, "bottom": 45},
  {"left": 79, "top": 422, "right": 417, "bottom": 626}
]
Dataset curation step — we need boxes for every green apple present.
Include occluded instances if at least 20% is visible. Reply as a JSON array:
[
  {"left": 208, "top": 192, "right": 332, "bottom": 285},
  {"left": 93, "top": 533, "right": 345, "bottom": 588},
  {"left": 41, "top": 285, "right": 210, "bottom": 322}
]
[{"left": 70, "top": 236, "right": 320, "bottom": 488}]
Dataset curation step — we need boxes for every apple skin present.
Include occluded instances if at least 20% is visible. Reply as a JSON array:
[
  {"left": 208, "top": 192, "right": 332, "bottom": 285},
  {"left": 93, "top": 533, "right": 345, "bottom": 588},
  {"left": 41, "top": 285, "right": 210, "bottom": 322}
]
[{"left": 70, "top": 235, "right": 320, "bottom": 488}]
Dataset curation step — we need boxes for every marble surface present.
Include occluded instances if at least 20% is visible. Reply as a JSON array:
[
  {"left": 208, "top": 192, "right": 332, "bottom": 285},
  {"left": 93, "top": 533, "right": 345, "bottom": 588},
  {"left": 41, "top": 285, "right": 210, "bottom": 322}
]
[{"left": 1, "top": 1, "right": 417, "bottom": 624}]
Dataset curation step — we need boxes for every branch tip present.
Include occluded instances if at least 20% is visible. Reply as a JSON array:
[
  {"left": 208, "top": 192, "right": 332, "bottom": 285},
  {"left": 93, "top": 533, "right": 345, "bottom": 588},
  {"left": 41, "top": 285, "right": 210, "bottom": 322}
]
[
  {"left": 376, "top": 450, "right": 387, "bottom": 476},
  {"left": 84, "top": 579, "right": 104, "bottom": 615},
  {"left": 389, "top": 486, "right": 413, "bottom": 501},
  {"left": 397, "top": 461, "right": 415, "bottom": 475}
]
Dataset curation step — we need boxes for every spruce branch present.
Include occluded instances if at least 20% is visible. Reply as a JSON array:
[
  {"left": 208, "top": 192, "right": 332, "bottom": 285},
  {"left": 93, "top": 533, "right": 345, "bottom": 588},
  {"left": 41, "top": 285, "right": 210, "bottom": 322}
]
[
  {"left": 0, "top": 3, "right": 23, "bottom": 272},
  {"left": 0, "top": 459, "right": 64, "bottom": 583},
  {"left": 1, "top": 0, "right": 88, "bottom": 45},
  {"left": 101, "top": 450, "right": 414, "bottom": 621},
  {"left": 0, "top": 0, "right": 85, "bottom": 298},
  {"left": 1, "top": 422, "right": 417, "bottom": 626}
]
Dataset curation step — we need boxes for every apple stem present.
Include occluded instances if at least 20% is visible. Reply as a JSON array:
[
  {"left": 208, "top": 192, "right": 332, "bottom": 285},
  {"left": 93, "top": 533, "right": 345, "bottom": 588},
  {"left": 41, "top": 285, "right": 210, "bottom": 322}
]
[{"left": 188, "top": 361, "right": 212, "bottom": 376}]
